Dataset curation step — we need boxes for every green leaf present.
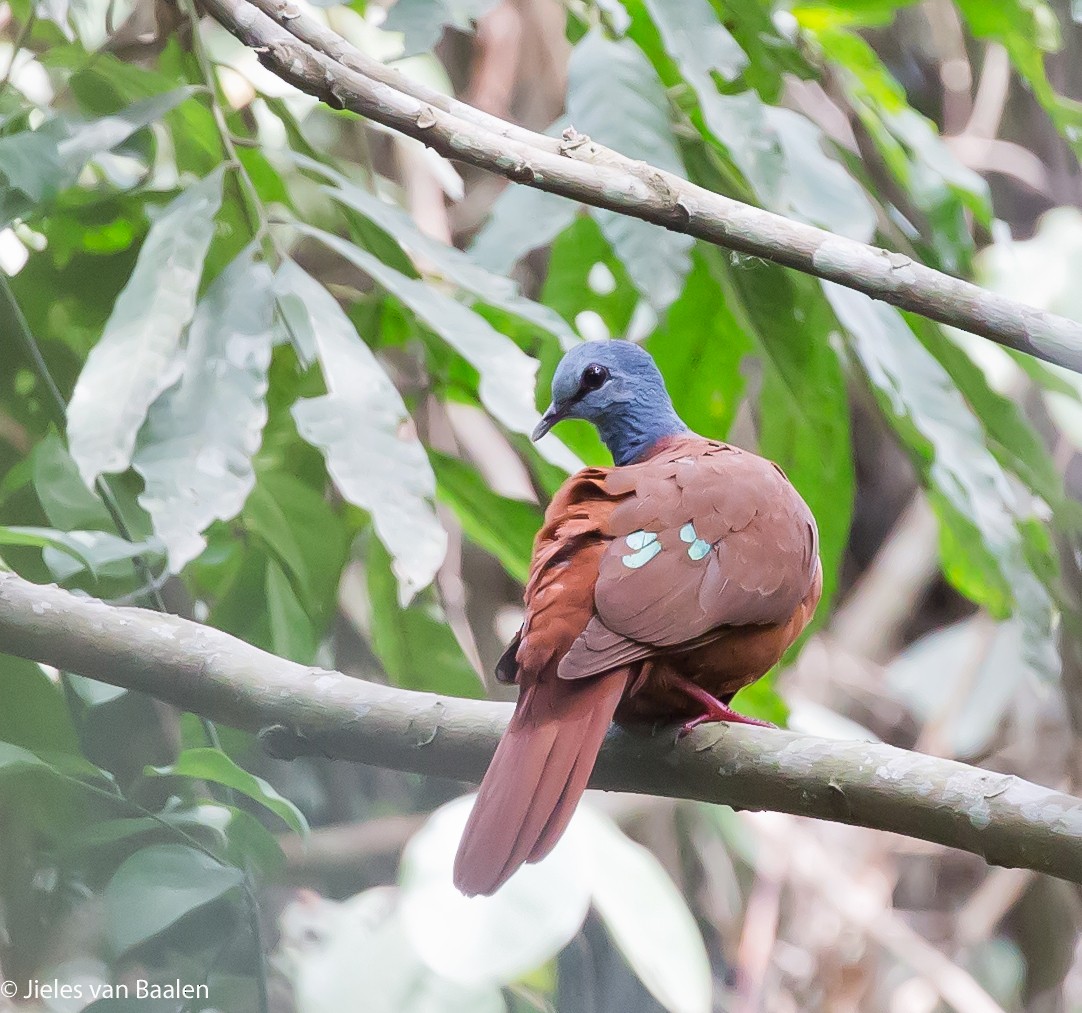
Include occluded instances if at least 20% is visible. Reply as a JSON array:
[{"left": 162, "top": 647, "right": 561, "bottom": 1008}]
[
  {"left": 132, "top": 247, "right": 275, "bottom": 572},
  {"left": 265, "top": 556, "right": 318, "bottom": 663},
  {"left": 300, "top": 225, "right": 581, "bottom": 473},
  {"left": 367, "top": 539, "right": 483, "bottom": 697},
  {"left": 470, "top": 184, "right": 578, "bottom": 277},
  {"left": 825, "top": 284, "right": 1058, "bottom": 681},
  {"left": 567, "top": 31, "right": 693, "bottom": 310},
  {"left": 103, "top": 843, "right": 244, "bottom": 955},
  {"left": 31, "top": 433, "right": 113, "bottom": 531},
  {"left": 0, "top": 130, "right": 62, "bottom": 204},
  {"left": 636, "top": 0, "right": 874, "bottom": 241},
  {"left": 59, "top": 88, "right": 201, "bottom": 175},
  {"left": 809, "top": 26, "right": 988, "bottom": 272},
  {"left": 147, "top": 747, "right": 308, "bottom": 835},
  {"left": 640, "top": 0, "right": 747, "bottom": 82},
  {"left": 42, "top": 530, "right": 163, "bottom": 582},
  {"left": 577, "top": 806, "right": 712, "bottom": 1013},
  {"left": 243, "top": 470, "right": 348, "bottom": 628},
  {"left": 0, "top": 525, "right": 96, "bottom": 573},
  {"left": 727, "top": 259, "right": 853, "bottom": 615},
  {"left": 431, "top": 452, "right": 541, "bottom": 584},
  {"left": 955, "top": 0, "right": 1082, "bottom": 156},
  {"left": 310, "top": 161, "right": 577, "bottom": 349},
  {"left": 67, "top": 167, "right": 225, "bottom": 487},
  {"left": 729, "top": 672, "right": 790, "bottom": 726},
  {"left": 541, "top": 214, "right": 638, "bottom": 340},
  {"left": 646, "top": 247, "right": 751, "bottom": 442},
  {"left": 284, "top": 260, "right": 446, "bottom": 604},
  {"left": 910, "top": 319, "right": 1065, "bottom": 512},
  {"left": 0, "top": 88, "right": 196, "bottom": 227},
  {"left": 383, "top": 0, "right": 500, "bottom": 57},
  {"left": 0, "top": 656, "right": 79, "bottom": 754},
  {"left": 398, "top": 795, "right": 591, "bottom": 987},
  {"left": 791, "top": 0, "right": 919, "bottom": 27}
]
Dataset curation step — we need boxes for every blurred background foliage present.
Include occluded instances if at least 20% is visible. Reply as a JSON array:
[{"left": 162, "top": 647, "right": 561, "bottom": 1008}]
[{"left": 1, "top": 0, "right": 1082, "bottom": 1009}]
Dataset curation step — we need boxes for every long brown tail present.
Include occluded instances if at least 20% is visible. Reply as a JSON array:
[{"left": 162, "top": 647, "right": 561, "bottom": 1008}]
[{"left": 453, "top": 668, "right": 629, "bottom": 896}]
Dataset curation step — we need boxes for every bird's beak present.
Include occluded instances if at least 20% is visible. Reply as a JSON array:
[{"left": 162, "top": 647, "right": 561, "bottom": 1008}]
[{"left": 531, "top": 403, "right": 566, "bottom": 441}]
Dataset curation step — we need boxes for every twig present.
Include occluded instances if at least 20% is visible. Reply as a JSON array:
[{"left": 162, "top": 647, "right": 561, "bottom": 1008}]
[
  {"left": 198, "top": 0, "right": 1082, "bottom": 372},
  {"left": 1, "top": 571, "right": 1081, "bottom": 885}
]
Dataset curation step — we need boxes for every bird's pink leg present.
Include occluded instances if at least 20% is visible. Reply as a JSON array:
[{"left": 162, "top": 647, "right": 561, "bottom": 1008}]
[{"left": 671, "top": 675, "right": 775, "bottom": 737}]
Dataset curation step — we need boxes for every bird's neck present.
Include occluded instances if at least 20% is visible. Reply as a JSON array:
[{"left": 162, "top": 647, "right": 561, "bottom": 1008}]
[{"left": 597, "top": 400, "right": 689, "bottom": 466}]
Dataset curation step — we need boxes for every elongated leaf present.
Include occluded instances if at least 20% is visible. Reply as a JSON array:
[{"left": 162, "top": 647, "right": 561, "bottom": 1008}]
[
  {"left": 243, "top": 471, "right": 349, "bottom": 628},
  {"left": 133, "top": 248, "right": 274, "bottom": 572},
  {"left": 42, "top": 530, "right": 163, "bottom": 582},
  {"left": 301, "top": 225, "right": 581, "bottom": 473},
  {"left": 825, "top": 284, "right": 1057, "bottom": 681},
  {"left": 955, "top": 0, "right": 1082, "bottom": 155},
  {"left": 727, "top": 260, "right": 853, "bottom": 614},
  {"left": 265, "top": 555, "right": 318, "bottom": 663},
  {"left": 804, "top": 26, "right": 988, "bottom": 272},
  {"left": 645, "top": 249, "right": 751, "bottom": 442},
  {"left": 578, "top": 807, "right": 712, "bottom": 1013},
  {"left": 384, "top": 0, "right": 500, "bottom": 57},
  {"left": 0, "top": 657, "right": 79, "bottom": 755},
  {"left": 910, "top": 319, "right": 1064, "bottom": 511},
  {"left": 67, "top": 167, "right": 224, "bottom": 487},
  {"left": 0, "top": 525, "right": 95, "bottom": 573},
  {"left": 431, "top": 452, "right": 541, "bottom": 584},
  {"left": 284, "top": 260, "right": 446, "bottom": 604},
  {"left": 567, "top": 31, "right": 693, "bottom": 310},
  {"left": 470, "top": 185, "right": 578, "bottom": 277},
  {"left": 637, "top": 0, "right": 874, "bottom": 241},
  {"left": 308, "top": 160, "right": 577, "bottom": 348},
  {"left": 147, "top": 748, "right": 308, "bottom": 835},
  {"left": 57, "top": 88, "right": 201, "bottom": 175},
  {"left": 104, "top": 843, "right": 244, "bottom": 955},
  {"left": 31, "top": 434, "right": 113, "bottom": 531},
  {"left": 399, "top": 795, "right": 591, "bottom": 987},
  {"left": 367, "top": 539, "right": 482, "bottom": 697},
  {"left": 0, "top": 88, "right": 196, "bottom": 228}
]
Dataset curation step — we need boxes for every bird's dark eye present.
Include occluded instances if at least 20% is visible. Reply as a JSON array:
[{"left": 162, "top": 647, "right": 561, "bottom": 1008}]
[{"left": 580, "top": 363, "right": 609, "bottom": 391}]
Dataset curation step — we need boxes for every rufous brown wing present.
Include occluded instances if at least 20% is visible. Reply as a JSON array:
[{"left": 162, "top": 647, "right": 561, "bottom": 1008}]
[{"left": 453, "top": 435, "right": 821, "bottom": 896}]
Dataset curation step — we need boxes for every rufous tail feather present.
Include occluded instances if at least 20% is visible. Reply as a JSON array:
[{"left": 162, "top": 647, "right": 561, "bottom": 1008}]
[{"left": 453, "top": 668, "right": 629, "bottom": 896}]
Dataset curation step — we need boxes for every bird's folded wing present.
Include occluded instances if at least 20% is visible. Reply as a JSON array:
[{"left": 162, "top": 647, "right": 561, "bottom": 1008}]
[{"left": 558, "top": 441, "right": 818, "bottom": 681}]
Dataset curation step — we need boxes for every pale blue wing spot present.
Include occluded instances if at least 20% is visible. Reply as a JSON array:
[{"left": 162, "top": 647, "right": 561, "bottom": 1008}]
[
  {"left": 622, "top": 541, "right": 662, "bottom": 569},
  {"left": 679, "top": 523, "right": 696, "bottom": 543},
  {"left": 688, "top": 538, "right": 711, "bottom": 561},
  {"left": 625, "top": 529, "right": 658, "bottom": 550}
]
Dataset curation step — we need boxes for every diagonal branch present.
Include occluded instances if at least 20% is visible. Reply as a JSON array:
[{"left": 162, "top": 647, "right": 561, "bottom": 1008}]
[
  {"left": 199, "top": 0, "right": 1082, "bottom": 372},
  {"left": 1, "top": 571, "right": 1080, "bottom": 883}
]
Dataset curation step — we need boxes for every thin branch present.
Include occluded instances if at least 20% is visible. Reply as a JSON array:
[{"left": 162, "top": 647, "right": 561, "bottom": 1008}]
[
  {"left": 1, "top": 571, "right": 1081, "bottom": 884},
  {"left": 200, "top": 0, "right": 1082, "bottom": 372}
]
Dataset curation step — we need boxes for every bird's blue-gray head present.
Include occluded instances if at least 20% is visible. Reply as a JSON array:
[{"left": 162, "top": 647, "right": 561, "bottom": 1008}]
[{"left": 532, "top": 340, "right": 689, "bottom": 465}]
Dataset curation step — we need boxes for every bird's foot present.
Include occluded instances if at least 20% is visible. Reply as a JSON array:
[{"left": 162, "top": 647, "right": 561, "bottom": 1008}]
[
  {"left": 677, "top": 703, "right": 774, "bottom": 738},
  {"left": 671, "top": 675, "right": 775, "bottom": 738}
]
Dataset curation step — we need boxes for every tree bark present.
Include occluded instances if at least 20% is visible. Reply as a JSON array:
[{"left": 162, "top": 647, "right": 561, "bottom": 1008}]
[{"left": 1, "top": 572, "right": 1080, "bottom": 884}]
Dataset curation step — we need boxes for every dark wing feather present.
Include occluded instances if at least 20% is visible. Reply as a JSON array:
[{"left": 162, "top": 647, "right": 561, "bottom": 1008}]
[{"left": 558, "top": 439, "right": 818, "bottom": 681}]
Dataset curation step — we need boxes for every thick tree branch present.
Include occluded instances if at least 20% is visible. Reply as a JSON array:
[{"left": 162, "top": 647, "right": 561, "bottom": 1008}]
[
  {"left": 1, "top": 571, "right": 1081, "bottom": 882},
  {"left": 199, "top": 0, "right": 1082, "bottom": 372}
]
